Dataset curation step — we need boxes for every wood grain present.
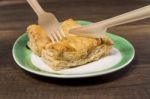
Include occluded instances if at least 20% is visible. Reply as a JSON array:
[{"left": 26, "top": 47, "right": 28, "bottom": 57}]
[{"left": 0, "top": 0, "right": 150, "bottom": 99}]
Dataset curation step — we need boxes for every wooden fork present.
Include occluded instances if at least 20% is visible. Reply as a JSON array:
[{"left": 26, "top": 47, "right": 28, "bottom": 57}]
[
  {"left": 69, "top": 5, "right": 150, "bottom": 38},
  {"left": 27, "top": 0, "right": 65, "bottom": 43}
]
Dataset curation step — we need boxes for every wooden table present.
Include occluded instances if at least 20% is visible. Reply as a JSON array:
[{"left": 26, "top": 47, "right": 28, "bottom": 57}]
[{"left": 0, "top": 0, "right": 150, "bottom": 99}]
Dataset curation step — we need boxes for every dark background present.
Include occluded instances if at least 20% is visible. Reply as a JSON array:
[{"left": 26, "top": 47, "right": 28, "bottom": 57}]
[{"left": 0, "top": 0, "right": 150, "bottom": 99}]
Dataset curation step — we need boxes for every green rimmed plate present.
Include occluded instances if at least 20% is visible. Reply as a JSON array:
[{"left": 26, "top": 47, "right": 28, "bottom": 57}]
[{"left": 12, "top": 20, "right": 135, "bottom": 78}]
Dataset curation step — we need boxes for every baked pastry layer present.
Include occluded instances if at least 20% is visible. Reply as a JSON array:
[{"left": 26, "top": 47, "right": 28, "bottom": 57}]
[{"left": 27, "top": 19, "right": 113, "bottom": 70}]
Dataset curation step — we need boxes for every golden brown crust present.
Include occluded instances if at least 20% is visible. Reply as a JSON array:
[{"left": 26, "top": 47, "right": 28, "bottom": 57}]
[
  {"left": 27, "top": 19, "right": 113, "bottom": 70},
  {"left": 27, "top": 25, "right": 51, "bottom": 56},
  {"left": 41, "top": 36, "right": 113, "bottom": 70}
]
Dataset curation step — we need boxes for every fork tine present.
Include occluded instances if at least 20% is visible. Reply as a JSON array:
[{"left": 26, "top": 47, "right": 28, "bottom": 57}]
[
  {"left": 48, "top": 33, "right": 55, "bottom": 43},
  {"left": 52, "top": 32, "right": 59, "bottom": 42},
  {"left": 55, "top": 29, "right": 63, "bottom": 40}
]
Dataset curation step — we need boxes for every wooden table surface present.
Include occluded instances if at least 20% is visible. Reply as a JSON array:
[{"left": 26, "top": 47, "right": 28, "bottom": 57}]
[{"left": 0, "top": 0, "right": 150, "bottom": 99}]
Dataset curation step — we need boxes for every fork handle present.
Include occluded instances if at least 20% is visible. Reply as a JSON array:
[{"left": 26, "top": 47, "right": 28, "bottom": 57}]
[
  {"left": 95, "top": 5, "right": 150, "bottom": 28},
  {"left": 27, "top": 0, "right": 45, "bottom": 16}
]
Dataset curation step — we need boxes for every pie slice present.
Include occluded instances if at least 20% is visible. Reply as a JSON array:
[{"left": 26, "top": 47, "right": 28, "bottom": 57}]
[{"left": 27, "top": 19, "right": 113, "bottom": 70}]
